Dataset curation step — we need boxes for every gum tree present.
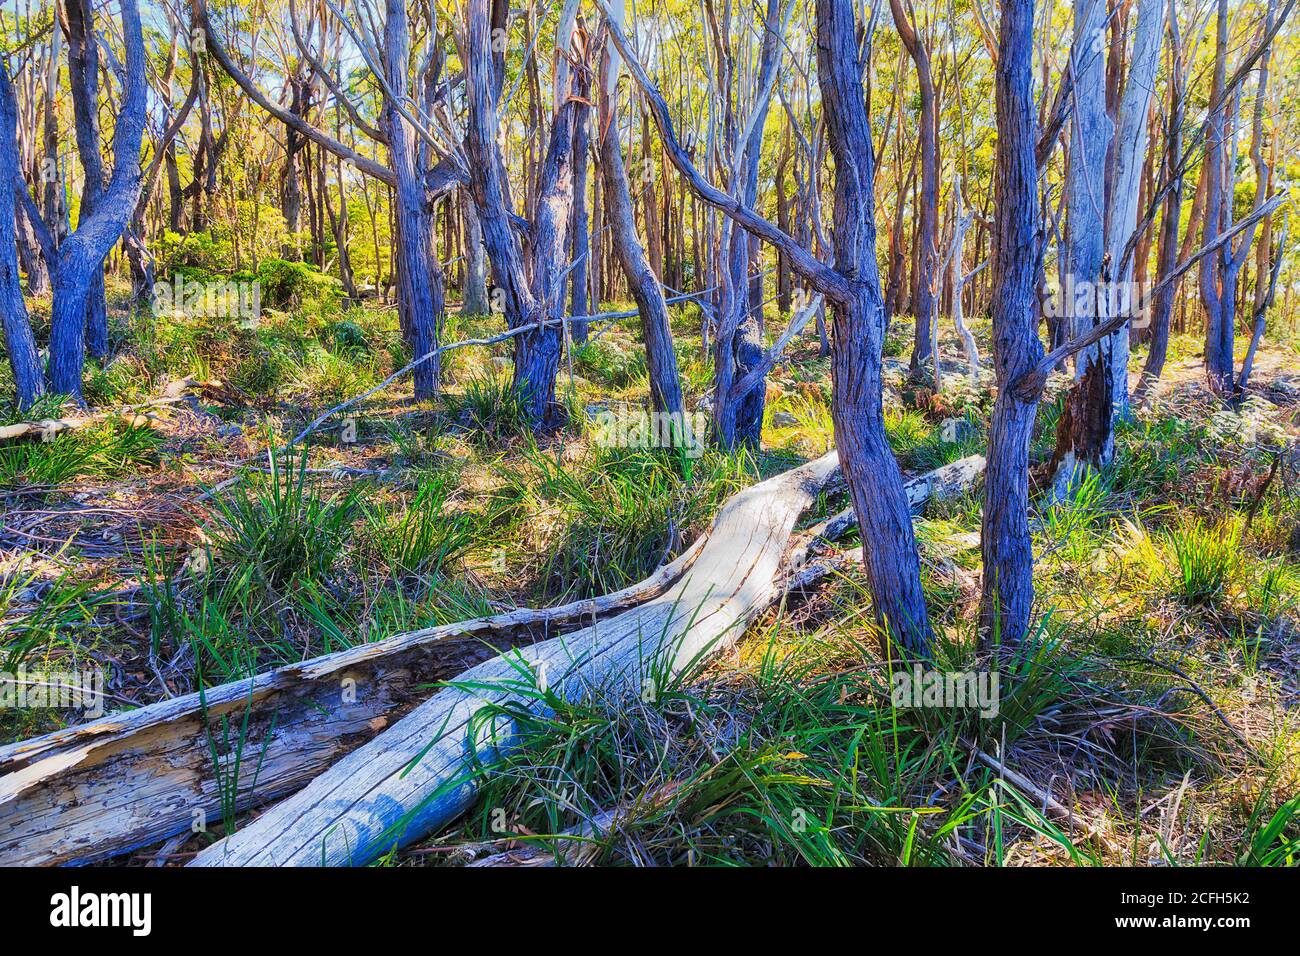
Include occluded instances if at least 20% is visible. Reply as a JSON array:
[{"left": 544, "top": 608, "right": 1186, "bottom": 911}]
[
  {"left": 604, "top": 0, "right": 934, "bottom": 656},
  {"left": 14, "top": 0, "right": 149, "bottom": 401}
]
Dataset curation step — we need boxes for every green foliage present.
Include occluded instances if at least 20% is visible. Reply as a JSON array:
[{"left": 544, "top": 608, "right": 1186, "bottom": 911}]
[
  {"left": 1165, "top": 516, "right": 1240, "bottom": 607},
  {"left": 883, "top": 322, "right": 909, "bottom": 358},
  {"left": 673, "top": 337, "right": 715, "bottom": 396},
  {"left": 1238, "top": 789, "right": 1300, "bottom": 866},
  {"left": 228, "top": 343, "right": 289, "bottom": 394},
  {"left": 494, "top": 444, "right": 752, "bottom": 601},
  {"left": 159, "top": 232, "right": 233, "bottom": 275},
  {"left": 1039, "top": 469, "right": 1113, "bottom": 563},
  {"left": 205, "top": 449, "right": 361, "bottom": 591},
  {"left": 443, "top": 622, "right": 1106, "bottom": 866},
  {"left": 82, "top": 358, "right": 148, "bottom": 406},
  {"left": 256, "top": 258, "right": 342, "bottom": 310},
  {"left": 446, "top": 374, "right": 533, "bottom": 444},
  {"left": 287, "top": 346, "right": 379, "bottom": 406},
  {"left": 0, "top": 420, "right": 162, "bottom": 489},
  {"left": 573, "top": 337, "right": 648, "bottom": 388},
  {"left": 0, "top": 562, "right": 96, "bottom": 672},
  {"left": 885, "top": 406, "right": 985, "bottom": 471},
  {"left": 364, "top": 470, "right": 478, "bottom": 576},
  {"left": 328, "top": 319, "right": 370, "bottom": 354}
]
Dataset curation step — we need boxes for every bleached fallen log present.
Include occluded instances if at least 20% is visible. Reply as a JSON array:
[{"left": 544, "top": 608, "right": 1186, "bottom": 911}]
[
  {"left": 187, "top": 452, "right": 841, "bottom": 866},
  {"left": 190, "top": 453, "right": 985, "bottom": 867},
  {"left": 0, "top": 453, "right": 983, "bottom": 866},
  {"left": 0, "top": 540, "right": 702, "bottom": 866},
  {"left": 788, "top": 454, "right": 986, "bottom": 570},
  {"left": 0, "top": 377, "right": 202, "bottom": 443}
]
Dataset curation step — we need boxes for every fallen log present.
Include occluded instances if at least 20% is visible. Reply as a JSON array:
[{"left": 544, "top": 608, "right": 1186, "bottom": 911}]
[
  {"left": 0, "top": 453, "right": 983, "bottom": 866},
  {"left": 787, "top": 452, "right": 986, "bottom": 569},
  {"left": 0, "top": 539, "right": 704, "bottom": 866},
  {"left": 190, "top": 453, "right": 985, "bottom": 867},
  {"left": 0, "top": 377, "right": 204, "bottom": 442}
]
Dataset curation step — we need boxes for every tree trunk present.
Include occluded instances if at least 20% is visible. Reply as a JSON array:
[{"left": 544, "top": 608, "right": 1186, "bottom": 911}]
[
  {"left": 891, "top": 0, "right": 940, "bottom": 387},
  {"left": 979, "top": 0, "right": 1043, "bottom": 650},
  {"left": 65, "top": 0, "right": 110, "bottom": 360},
  {"left": 459, "top": 190, "right": 490, "bottom": 315},
  {"left": 282, "top": 73, "right": 309, "bottom": 254},
  {"left": 598, "top": 5, "right": 683, "bottom": 416},
  {"left": 568, "top": 90, "right": 592, "bottom": 342},
  {"left": 1050, "top": 0, "right": 1164, "bottom": 494},
  {"left": 1102, "top": 0, "right": 1166, "bottom": 420},
  {"left": 816, "top": 0, "right": 932, "bottom": 657},
  {"left": 1200, "top": 0, "right": 1234, "bottom": 396},
  {"left": 465, "top": 0, "right": 577, "bottom": 426},
  {"left": 1135, "top": 0, "right": 1184, "bottom": 399},
  {"left": 0, "top": 70, "right": 43, "bottom": 409},
  {"left": 608, "top": 0, "right": 934, "bottom": 657},
  {"left": 42, "top": 0, "right": 147, "bottom": 401},
  {"left": 713, "top": 0, "right": 786, "bottom": 450},
  {"left": 382, "top": 0, "right": 441, "bottom": 399},
  {"left": 1047, "top": 0, "right": 1113, "bottom": 496},
  {"left": 775, "top": 135, "right": 793, "bottom": 315}
]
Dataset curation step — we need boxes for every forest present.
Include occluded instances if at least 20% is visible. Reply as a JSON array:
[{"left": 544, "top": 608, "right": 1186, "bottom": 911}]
[{"left": 0, "top": 0, "right": 1297, "bottom": 872}]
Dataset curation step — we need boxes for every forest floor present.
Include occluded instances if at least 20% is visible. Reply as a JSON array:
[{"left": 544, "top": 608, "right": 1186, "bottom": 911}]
[{"left": 2, "top": 285, "right": 1298, "bottom": 866}]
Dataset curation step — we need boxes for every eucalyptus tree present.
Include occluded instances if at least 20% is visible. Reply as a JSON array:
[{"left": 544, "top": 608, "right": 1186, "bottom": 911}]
[
  {"left": 1135, "top": 0, "right": 1187, "bottom": 399},
  {"left": 889, "top": 0, "right": 939, "bottom": 388},
  {"left": 196, "top": 0, "right": 462, "bottom": 400},
  {"left": 1200, "top": 0, "right": 1282, "bottom": 397},
  {"left": 1047, "top": 0, "right": 1165, "bottom": 497},
  {"left": 977, "top": 0, "right": 1042, "bottom": 649},
  {"left": 604, "top": 0, "right": 934, "bottom": 657},
  {"left": 596, "top": 0, "right": 683, "bottom": 416},
  {"left": 12, "top": 0, "right": 149, "bottom": 401},
  {"left": 697, "top": 0, "right": 791, "bottom": 449},
  {"left": 462, "top": 0, "right": 587, "bottom": 425},
  {"left": 0, "top": 67, "right": 42, "bottom": 409}
]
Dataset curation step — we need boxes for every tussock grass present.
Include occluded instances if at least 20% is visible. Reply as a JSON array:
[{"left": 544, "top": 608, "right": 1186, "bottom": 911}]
[
  {"left": 1164, "top": 516, "right": 1241, "bottom": 608},
  {"left": 573, "top": 337, "right": 648, "bottom": 389},
  {"left": 363, "top": 468, "right": 478, "bottom": 576},
  {"left": 419, "top": 612, "right": 1203, "bottom": 867},
  {"left": 491, "top": 443, "right": 754, "bottom": 601},
  {"left": 205, "top": 448, "right": 361, "bottom": 591},
  {"left": 445, "top": 373, "right": 533, "bottom": 444},
  {"left": 0, "top": 419, "right": 162, "bottom": 489}
]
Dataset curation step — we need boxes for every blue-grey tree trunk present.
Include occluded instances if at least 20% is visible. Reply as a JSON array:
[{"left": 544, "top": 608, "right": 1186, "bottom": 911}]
[
  {"left": 0, "top": 69, "right": 43, "bottom": 409},
  {"left": 979, "top": 0, "right": 1043, "bottom": 649},
  {"left": 43, "top": 0, "right": 147, "bottom": 401}
]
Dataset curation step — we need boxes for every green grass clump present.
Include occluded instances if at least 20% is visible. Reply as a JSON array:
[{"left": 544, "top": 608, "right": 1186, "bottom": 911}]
[
  {"left": 230, "top": 344, "right": 293, "bottom": 394},
  {"left": 1164, "top": 516, "right": 1240, "bottom": 607},
  {"left": 434, "top": 619, "right": 1122, "bottom": 867},
  {"left": 0, "top": 563, "right": 96, "bottom": 672},
  {"left": 573, "top": 338, "right": 647, "bottom": 388},
  {"left": 446, "top": 374, "right": 533, "bottom": 444},
  {"left": 494, "top": 444, "right": 752, "bottom": 600},
  {"left": 206, "top": 449, "right": 361, "bottom": 590},
  {"left": 441, "top": 634, "right": 982, "bottom": 866},
  {"left": 0, "top": 419, "right": 162, "bottom": 489},
  {"left": 364, "top": 470, "right": 478, "bottom": 577},
  {"left": 1238, "top": 789, "right": 1300, "bottom": 866},
  {"left": 886, "top": 406, "right": 986, "bottom": 471},
  {"left": 82, "top": 357, "right": 149, "bottom": 406},
  {"left": 288, "top": 346, "right": 379, "bottom": 406}
]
